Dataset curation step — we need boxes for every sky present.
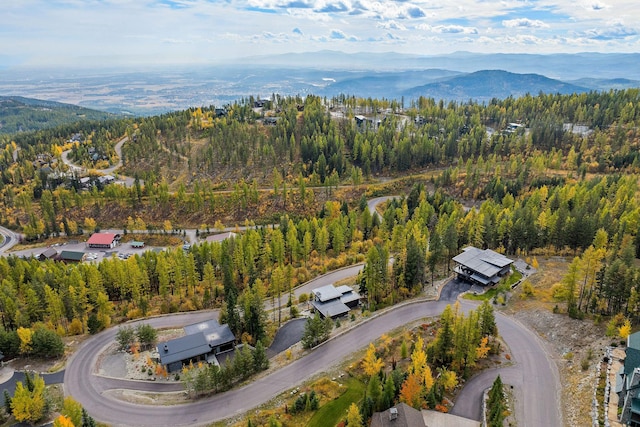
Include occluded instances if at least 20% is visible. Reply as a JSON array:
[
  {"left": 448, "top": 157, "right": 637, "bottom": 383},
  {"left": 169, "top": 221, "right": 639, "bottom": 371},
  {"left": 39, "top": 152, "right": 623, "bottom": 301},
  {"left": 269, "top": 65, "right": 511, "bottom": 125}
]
[{"left": 2, "top": 0, "right": 639, "bottom": 68}]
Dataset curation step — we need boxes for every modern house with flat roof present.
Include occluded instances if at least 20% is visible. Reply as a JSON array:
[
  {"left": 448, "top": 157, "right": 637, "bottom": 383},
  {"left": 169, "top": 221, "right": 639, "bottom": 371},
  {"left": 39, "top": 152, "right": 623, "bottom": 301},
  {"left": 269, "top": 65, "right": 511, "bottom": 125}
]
[
  {"left": 86, "top": 232, "right": 120, "bottom": 249},
  {"left": 617, "top": 331, "right": 640, "bottom": 426},
  {"left": 157, "top": 319, "right": 236, "bottom": 372},
  {"left": 310, "top": 284, "right": 361, "bottom": 319},
  {"left": 452, "top": 246, "right": 513, "bottom": 286}
]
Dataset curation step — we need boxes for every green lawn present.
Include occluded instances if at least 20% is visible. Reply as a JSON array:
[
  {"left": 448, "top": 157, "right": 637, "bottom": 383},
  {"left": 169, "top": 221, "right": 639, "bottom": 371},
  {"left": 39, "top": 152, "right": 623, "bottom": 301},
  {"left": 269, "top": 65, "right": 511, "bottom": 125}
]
[
  {"left": 306, "top": 377, "right": 365, "bottom": 427},
  {"left": 463, "top": 287, "right": 500, "bottom": 301},
  {"left": 463, "top": 268, "right": 523, "bottom": 301}
]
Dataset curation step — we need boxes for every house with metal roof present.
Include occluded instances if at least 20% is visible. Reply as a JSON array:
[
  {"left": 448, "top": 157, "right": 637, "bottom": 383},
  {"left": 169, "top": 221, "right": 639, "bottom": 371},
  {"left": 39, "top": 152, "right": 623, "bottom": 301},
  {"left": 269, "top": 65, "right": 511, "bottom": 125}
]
[
  {"left": 310, "top": 284, "right": 361, "bottom": 319},
  {"left": 617, "top": 331, "right": 640, "bottom": 426},
  {"left": 58, "top": 250, "right": 86, "bottom": 263},
  {"left": 86, "top": 232, "right": 120, "bottom": 249},
  {"left": 452, "top": 246, "right": 513, "bottom": 286},
  {"left": 157, "top": 319, "right": 236, "bottom": 372},
  {"left": 38, "top": 247, "right": 58, "bottom": 261}
]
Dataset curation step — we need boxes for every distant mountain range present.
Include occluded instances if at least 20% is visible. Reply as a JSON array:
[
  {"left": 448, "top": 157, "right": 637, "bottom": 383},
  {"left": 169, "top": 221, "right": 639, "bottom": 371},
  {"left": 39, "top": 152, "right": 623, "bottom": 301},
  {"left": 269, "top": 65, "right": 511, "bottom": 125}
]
[
  {"left": 0, "top": 52, "right": 638, "bottom": 118},
  {"left": 0, "top": 96, "right": 116, "bottom": 134},
  {"left": 239, "top": 50, "right": 640, "bottom": 81},
  {"left": 399, "top": 70, "right": 592, "bottom": 102}
]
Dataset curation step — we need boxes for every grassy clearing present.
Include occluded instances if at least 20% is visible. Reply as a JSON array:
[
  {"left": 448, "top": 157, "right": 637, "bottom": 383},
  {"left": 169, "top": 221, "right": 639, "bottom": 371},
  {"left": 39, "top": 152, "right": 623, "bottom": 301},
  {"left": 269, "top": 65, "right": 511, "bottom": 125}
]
[
  {"left": 464, "top": 268, "right": 523, "bottom": 301},
  {"left": 306, "top": 377, "right": 365, "bottom": 427}
]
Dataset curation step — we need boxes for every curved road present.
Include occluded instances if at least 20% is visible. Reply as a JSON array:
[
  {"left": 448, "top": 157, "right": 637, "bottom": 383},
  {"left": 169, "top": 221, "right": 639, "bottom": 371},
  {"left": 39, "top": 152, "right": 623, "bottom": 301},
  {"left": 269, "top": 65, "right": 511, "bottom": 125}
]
[
  {"left": 61, "top": 136, "right": 137, "bottom": 186},
  {"left": 0, "top": 225, "right": 20, "bottom": 254},
  {"left": 65, "top": 288, "right": 562, "bottom": 427}
]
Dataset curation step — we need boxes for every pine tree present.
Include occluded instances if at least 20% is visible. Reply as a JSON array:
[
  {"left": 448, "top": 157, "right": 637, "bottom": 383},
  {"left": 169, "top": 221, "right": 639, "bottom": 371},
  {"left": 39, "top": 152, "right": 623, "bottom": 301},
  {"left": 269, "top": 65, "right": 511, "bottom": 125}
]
[
  {"left": 3, "top": 389, "right": 11, "bottom": 414},
  {"left": 253, "top": 341, "right": 269, "bottom": 371},
  {"left": 367, "top": 373, "right": 383, "bottom": 411},
  {"left": 82, "top": 407, "right": 97, "bottom": 427}
]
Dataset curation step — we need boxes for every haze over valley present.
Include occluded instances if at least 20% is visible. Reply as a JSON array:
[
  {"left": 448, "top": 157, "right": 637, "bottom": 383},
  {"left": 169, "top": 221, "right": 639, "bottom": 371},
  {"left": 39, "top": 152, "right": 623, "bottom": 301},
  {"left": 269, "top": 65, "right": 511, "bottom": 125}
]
[{"left": 1, "top": 51, "right": 639, "bottom": 116}]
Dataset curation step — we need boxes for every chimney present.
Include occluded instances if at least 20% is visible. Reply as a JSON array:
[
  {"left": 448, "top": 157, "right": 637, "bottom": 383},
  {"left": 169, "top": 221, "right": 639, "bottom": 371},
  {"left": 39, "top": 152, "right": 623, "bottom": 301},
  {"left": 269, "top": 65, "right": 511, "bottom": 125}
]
[
  {"left": 389, "top": 407, "right": 398, "bottom": 421},
  {"left": 163, "top": 344, "right": 168, "bottom": 352}
]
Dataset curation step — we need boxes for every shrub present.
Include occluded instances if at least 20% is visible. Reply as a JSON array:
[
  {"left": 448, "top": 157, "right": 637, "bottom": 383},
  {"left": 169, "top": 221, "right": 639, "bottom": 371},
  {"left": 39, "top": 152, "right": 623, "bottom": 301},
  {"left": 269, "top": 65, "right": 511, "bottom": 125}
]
[
  {"left": 581, "top": 358, "right": 590, "bottom": 371},
  {"left": 31, "top": 326, "right": 65, "bottom": 358},
  {"left": 68, "top": 319, "right": 84, "bottom": 336}
]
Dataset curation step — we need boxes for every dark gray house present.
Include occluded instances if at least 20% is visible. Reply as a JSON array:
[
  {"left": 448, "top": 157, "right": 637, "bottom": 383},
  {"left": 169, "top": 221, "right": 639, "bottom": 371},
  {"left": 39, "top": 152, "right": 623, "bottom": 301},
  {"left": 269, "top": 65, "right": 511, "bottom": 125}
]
[
  {"left": 310, "top": 284, "right": 361, "bottom": 319},
  {"left": 157, "top": 319, "right": 236, "bottom": 372},
  {"left": 452, "top": 246, "right": 513, "bottom": 286},
  {"left": 38, "top": 247, "right": 58, "bottom": 261},
  {"left": 370, "top": 403, "right": 426, "bottom": 427},
  {"left": 617, "top": 331, "right": 640, "bottom": 426}
]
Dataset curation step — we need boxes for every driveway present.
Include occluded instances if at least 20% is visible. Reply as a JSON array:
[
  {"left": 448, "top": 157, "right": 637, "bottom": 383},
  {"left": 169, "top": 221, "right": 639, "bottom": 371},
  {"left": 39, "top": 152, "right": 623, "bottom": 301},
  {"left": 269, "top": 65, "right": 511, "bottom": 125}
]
[
  {"left": 0, "top": 370, "right": 65, "bottom": 396},
  {"left": 266, "top": 318, "right": 306, "bottom": 358}
]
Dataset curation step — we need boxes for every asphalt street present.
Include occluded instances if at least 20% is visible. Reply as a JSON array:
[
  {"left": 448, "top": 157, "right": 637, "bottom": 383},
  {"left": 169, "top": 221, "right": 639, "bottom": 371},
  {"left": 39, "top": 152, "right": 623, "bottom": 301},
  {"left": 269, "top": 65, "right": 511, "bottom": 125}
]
[
  {"left": 0, "top": 370, "right": 65, "bottom": 396},
  {"left": 64, "top": 279, "right": 562, "bottom": 427}
]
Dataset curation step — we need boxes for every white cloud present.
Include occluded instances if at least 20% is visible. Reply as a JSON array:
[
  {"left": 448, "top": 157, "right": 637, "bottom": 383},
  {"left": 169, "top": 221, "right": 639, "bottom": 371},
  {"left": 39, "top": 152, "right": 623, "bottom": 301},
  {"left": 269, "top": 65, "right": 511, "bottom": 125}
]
[
  {"left": 1, "top": 0, "right": 639, "bottom": 67},
  {"left": 416, "top": 23, "right": 478, "bottom": 34},
  {"left": 502, "top": 18, "right": 550, "bottom": 29},
  {"left": 377, "top": 20, "right": 407, "bottom": 30}
]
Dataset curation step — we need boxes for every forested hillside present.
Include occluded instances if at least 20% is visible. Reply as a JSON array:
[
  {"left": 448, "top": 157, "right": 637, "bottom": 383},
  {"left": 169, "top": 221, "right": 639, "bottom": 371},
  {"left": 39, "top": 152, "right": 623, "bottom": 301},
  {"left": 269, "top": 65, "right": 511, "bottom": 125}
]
[
  {"left": 0, "top": 96, "right": 115, "bottom": 134},
  {"left": 0, "top": 89, "right": 640, "bottom": 359}
]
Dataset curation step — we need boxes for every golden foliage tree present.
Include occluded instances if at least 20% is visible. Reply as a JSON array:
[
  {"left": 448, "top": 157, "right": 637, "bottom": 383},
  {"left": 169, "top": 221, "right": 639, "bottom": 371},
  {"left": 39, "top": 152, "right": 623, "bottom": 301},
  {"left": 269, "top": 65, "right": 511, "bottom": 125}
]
[
  {"left": 61, "top": 396, "right": 83, "bottom": 427},
  {"left": 11, "top": 374, "right": 45, "bottom": 423},
  {"left": 17, "top": 327, "right": 33, "bottom": 354},
  {"left": 410, "top": 336, "right": 427, "bottom": 378},
  {"left": 423, "top": 365, "right": 434, "bottom": 391},
  {"left": 619, "top": 319, "right": 632, "bottom": 340},
  {"left": 399, "top": 373, "right": 423, "bottom": 409},
  {"left": 476, "top": 336, "right": 490, "bottom": 360},
  {"left": 346, "top": 402, "right": 363, "bottom": 427},
  {"left": 53, "top": 415, "right": 75, "bottom": 427},
  {"left": 438, "top": 368, "right": 458, "bottom": 392},
  {"left": 362, "top": 343, "right": 384, "bottom": 377}
]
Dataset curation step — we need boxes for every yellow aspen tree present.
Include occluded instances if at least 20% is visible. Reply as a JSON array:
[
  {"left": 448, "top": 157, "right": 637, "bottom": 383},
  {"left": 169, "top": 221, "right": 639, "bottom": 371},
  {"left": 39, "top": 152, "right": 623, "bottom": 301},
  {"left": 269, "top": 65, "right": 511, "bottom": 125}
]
[
  {"left": 346, "top": 402, "right": 363, "bottom": 427},
  {"left": 53, "top": 415, "right": 75, "bottom": 427},
  {"left": 438, "top": 368, "right": 458, "bottom": 392},
  {"left": 11, "top": 374, "right": 45, "bottom": 423},
  {"left": 410, "top": 336, "right": 427, "bottom": 377},
  {"left": 61, "top": 396, "right": 83, "bottom": 427},
  {"left": 423, "top": 365, "right": 434, "bottom": 391},
  {"left": 17, "top": 327, "right": 33, "bottom": 355},
  {"left": 619, "top": 319, "right": 632, "bottom": 340},
  {"left": 362, "top": 343, "right": 384, "bottom": 377}
]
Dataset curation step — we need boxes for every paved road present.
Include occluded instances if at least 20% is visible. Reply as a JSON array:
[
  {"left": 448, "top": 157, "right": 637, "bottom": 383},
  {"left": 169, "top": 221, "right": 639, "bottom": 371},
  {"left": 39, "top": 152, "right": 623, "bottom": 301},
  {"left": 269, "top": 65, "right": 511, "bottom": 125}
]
[
  {"left": 0, "top": 370, "right": 65, "bottom": 396},
  {"left": 61, "top": 136, "right": 138, "bottom": 186},
  {"left": 64, "top": 282, "right": 562, "bottom": 427},
  {"left": 0, "top": 225, "right": 20, "bottom": 254}
]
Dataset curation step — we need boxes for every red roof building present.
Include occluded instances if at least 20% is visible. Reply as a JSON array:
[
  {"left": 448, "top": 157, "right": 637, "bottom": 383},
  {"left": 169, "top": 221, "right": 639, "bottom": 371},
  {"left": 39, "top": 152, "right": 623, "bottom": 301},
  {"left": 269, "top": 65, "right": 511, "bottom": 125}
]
[{"left": 86, "top": 233, "right": 120, "bottom": 249}]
